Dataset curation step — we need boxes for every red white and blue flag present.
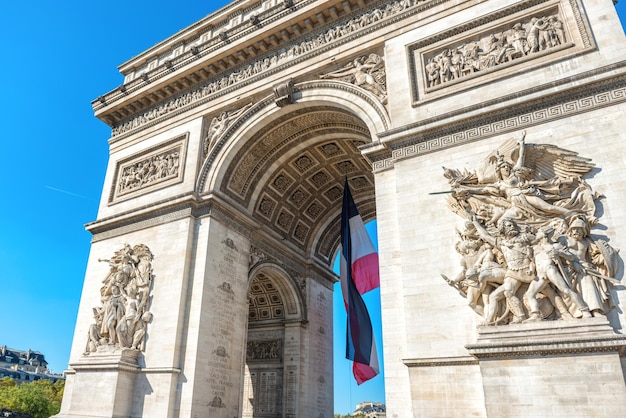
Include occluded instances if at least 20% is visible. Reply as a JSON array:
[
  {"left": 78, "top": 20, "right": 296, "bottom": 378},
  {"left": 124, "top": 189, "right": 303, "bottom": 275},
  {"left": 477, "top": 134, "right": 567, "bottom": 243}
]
[{"left": 340, "top": 179, "right": 380, "bottom": 385}]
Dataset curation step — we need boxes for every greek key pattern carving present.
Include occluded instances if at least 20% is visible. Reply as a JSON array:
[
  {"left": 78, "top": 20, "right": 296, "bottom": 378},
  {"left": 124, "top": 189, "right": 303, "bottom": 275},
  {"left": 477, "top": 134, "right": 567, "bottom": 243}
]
[
  {"left": 373, "top": 82, "right": 626, "bottom": 171},
  {"left": 110, "top": 0, "right": 440, "bottom": 138}
]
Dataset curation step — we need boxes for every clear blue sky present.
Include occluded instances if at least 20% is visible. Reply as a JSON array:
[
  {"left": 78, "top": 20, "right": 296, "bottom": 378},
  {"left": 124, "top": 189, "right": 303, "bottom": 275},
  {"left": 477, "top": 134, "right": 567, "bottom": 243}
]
[{"left": 1, "top": 1, "right": 624, "bottom": 415}]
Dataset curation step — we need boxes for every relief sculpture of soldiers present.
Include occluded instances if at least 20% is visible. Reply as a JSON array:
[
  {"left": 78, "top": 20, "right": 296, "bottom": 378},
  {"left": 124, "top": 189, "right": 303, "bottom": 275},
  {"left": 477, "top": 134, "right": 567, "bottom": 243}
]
[
  {"left": 84, "top": 244, "right": 154, "bottom": 353},
  {"left": 425, "top": 12, "right": 567, "bottom": 88},
  {"left": 442, "top": 132, "right": 620, "bottom": 325}
]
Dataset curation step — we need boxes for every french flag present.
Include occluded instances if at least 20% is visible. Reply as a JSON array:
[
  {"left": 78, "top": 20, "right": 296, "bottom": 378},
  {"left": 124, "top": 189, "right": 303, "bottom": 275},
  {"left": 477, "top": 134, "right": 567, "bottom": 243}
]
[{"left": 340, "top": 179, "right": 380, "bottom": 385}]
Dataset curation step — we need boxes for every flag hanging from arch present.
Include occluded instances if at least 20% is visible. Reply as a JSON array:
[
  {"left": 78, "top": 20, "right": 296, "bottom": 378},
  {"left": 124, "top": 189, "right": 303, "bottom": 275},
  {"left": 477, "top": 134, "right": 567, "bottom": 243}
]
[{"left": 339, "top": 179, "right": 380, "bottom": 385}]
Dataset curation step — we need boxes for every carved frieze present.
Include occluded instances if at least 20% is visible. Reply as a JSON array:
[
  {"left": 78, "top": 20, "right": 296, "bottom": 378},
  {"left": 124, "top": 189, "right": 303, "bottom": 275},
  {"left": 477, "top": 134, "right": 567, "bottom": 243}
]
[
  {"left": 109, "top": 134, "right": 188, "bottom": 203},
  {"left": 408, "top": 0, "right": 594, "bottom": 104},
  {"left": 441, "top": 132, "right": 620, "bottom": 326},
  {"left": 423, "top": 12, "right": 567, "bottom": 89},
  {"left": 246, "top": 339, "right": 282, "bottom": 361},
  {"left": 110, "top": 0, "right": 437, "bottom": 137},
  {"left": 371, "top": 75, "right": 626, "bottom": 172},
  {"left": 84, "top": 244, "right": 154, "bottom": 355}
]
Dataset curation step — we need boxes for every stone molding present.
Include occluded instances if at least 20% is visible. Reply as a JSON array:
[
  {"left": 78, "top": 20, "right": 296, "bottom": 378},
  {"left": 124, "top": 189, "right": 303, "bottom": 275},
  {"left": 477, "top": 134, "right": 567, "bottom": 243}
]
[
  {"left": 69, "top": 348, "right": 141, "bottom": 373},
  {"left": 89, "top": 203, "right": 196, "bottom": 242},
  {"left": 89, "top": 194, "right": 336, "bottom": 289},
  {"left": 466, "top": 319, "right": 626, "bottom": 358},
  {"left": 195, "top": 80, "right": 388, "bottom": 195},
  {"left": 104, "top": 0, "right": 447, "bottom": 137},
  {"left": 370, "top": 69, "right": 626, "bottom": 171},
  {"left": 402, "top": 356, "right": 478, "bottom": 367}
]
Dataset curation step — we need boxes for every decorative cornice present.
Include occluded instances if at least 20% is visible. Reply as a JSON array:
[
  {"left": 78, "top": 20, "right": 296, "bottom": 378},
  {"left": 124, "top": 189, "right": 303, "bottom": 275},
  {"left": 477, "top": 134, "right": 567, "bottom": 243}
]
[
  {"left": 466, "top": 335, "right": 626, "bottom": 358},
  {"left": 369, "top": 66, "right": 626, "bottom": 171},
  {"left": 402, "top": 356, "right": 479, "bottom": 367},
  {"left": 101, "top": 0, "right": 449, "bottom": 136},
  {"left": 88, "top": 192, "right": 336, "bottom": 286}
]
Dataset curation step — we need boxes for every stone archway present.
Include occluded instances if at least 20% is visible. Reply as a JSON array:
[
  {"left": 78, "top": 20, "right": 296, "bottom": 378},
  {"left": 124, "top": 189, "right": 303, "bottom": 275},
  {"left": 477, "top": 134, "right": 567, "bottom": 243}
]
[
  {"left": 199, "top": 85, "right": 385, "bottom": 416},
  {"left": 199, "top": 81, "right": 385, "bottom": 262},
  {"left": 243, "top": 265, "right": 304, "bottom": 417}
]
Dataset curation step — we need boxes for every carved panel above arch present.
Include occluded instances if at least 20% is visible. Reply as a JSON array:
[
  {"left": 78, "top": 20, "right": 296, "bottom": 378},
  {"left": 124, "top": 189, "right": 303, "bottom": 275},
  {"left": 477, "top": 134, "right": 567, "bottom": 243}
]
[
  {"left": 408, "top": 0, "right": 594, "bottom": 104},
  {"left": 109, "top": 134, "right": 188, "bottom": 204}
]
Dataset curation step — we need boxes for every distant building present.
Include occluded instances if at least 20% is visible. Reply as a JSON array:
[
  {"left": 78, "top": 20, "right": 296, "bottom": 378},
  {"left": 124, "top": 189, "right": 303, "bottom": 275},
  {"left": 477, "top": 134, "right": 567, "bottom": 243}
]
[
  {"left": 0, "top": 345, "right": 64, "bottom": 384},
  {"left": 353, "top": 401, "right": 386, "bottom": 417}
]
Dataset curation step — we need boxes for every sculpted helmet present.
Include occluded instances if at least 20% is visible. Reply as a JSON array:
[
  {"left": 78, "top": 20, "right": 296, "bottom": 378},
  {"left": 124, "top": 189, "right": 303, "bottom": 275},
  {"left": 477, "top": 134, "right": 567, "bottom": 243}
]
[{"left": 568, "top": 216, "right": 590, "bottom": 235}]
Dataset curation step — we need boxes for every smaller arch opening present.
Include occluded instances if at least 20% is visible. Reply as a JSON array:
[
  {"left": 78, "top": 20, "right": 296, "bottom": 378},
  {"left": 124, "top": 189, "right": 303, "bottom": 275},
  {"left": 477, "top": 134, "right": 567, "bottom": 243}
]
[{"left": 243, "top": 266, "right": 303, "bottom": 417}]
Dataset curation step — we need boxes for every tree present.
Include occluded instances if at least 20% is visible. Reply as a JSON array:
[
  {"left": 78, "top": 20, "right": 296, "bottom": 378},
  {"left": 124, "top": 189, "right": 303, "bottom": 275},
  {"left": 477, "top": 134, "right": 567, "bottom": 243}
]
[{"left": 0, "top": 378, "right": 64, "bottom": 418}]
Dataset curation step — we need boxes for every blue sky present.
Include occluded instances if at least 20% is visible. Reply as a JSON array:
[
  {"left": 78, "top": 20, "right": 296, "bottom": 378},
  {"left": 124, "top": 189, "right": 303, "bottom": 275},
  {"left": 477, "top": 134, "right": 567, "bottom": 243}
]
[{"left": 1, "top": 1, "right": 624, "bottom": 415}]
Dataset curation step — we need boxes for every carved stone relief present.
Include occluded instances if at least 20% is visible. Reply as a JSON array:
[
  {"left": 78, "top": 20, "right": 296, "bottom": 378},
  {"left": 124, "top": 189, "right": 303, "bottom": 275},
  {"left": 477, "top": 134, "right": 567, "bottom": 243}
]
[
  {"left": 320, "top": 53, "right": 387, "bottom": 103},
  {"left": 423, "top": 11, "right": 567, "bottom": 89},
  {"left": 109, "top": 134, "right": 187, "bottom": 203},
  {"left": 441, "top": 132, "right": 620, "bottom": 325},
  {"left": 246, "top": 339, "right": 282, "bottom": 361},
  {"left": 203, "top": 103, "right": 254, "bottom": 157},
  {"left": 84, "top": 244, "right": 154, "bottom": 354},
  {"left": 249, "top": 245, "right": 270, "bottom": 268},
  {"left": 110, "top": 0, "right": 436, "bottom": 137},
  {"left": 408, "top": 0, "right": 593, "bottom": 104}
]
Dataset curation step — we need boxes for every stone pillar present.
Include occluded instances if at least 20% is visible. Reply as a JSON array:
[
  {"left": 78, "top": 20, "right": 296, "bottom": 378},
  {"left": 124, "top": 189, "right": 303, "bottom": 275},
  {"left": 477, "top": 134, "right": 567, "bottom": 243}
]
[
  {"left": 466, "top": 318, "right": 626, "bottom": 418},
  {"left": 57, "top": 349, "right": 140, "bottom": 418},
  {"left": 283, "top": 321, "right": 302, "bottom": 418}
]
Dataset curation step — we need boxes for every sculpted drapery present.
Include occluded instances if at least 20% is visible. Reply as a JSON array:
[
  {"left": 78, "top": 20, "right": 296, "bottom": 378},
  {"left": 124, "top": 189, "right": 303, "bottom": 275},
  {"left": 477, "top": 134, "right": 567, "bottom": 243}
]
[
  {"left": 442, "top": 132, "right": 619, "bottom": 325},
  {"left": 85, "top": 244, "right": 154, "bottom": 354}
]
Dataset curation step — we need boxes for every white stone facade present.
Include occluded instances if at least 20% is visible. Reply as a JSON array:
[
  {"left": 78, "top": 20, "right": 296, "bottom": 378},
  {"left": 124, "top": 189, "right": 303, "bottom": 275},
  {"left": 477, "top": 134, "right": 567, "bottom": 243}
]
[{"left": 59, "top": 0, "right": 626, "bottom": 417}]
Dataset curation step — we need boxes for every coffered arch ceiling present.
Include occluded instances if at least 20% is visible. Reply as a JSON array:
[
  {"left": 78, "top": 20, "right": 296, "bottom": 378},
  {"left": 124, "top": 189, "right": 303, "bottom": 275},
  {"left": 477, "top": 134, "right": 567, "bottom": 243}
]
[{"left": 221, "top": 105, "right": 376, "bottom": 264}]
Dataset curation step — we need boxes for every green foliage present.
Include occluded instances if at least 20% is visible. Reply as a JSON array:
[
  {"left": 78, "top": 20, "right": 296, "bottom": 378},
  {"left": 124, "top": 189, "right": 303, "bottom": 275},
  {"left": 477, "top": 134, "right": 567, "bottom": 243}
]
[{"left": 0, "top": 377, "right": 64, "bottom": 418}]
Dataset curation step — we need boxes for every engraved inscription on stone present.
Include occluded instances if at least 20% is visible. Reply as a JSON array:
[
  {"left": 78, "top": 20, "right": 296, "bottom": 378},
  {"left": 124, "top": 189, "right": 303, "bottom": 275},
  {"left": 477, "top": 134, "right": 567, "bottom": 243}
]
[
  {"left": 208, "top": 237, "right": 240, "bottom": 405},
  {"left": 285, "top": 365, "right": 297, "bottom": 416},
  {"left": 313, "top": 290, "right": 331, "bottom": 411}
]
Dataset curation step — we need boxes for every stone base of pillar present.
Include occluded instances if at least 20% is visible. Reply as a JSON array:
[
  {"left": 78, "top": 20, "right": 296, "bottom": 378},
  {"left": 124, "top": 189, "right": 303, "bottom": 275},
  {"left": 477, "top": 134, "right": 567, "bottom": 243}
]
[
  {"left": 55, "top": 348, "right": 140, "bottom": 418},
  {"left": 466, "top": 317, "right": 626, "bottom": 418}
]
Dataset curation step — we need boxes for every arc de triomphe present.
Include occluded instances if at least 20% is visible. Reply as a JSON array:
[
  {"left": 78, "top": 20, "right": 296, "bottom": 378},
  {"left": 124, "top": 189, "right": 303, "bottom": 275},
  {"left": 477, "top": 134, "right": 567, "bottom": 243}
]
[{"left": 58, "top": 0, "right": 626, "bottom": 417}]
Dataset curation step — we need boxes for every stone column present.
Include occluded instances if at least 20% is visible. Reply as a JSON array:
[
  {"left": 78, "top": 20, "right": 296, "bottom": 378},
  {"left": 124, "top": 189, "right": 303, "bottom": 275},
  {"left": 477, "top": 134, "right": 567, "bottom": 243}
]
[{"left": 283, "top": 321, "right": 302, "bottom": 418}]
